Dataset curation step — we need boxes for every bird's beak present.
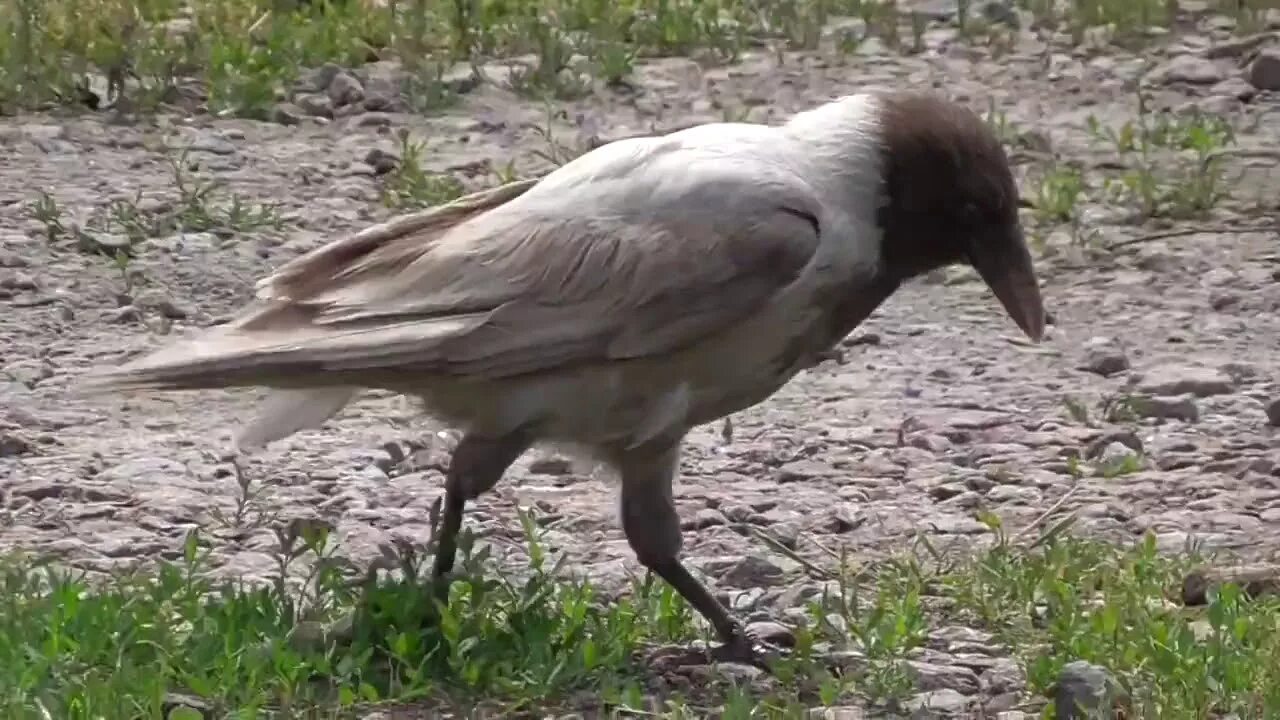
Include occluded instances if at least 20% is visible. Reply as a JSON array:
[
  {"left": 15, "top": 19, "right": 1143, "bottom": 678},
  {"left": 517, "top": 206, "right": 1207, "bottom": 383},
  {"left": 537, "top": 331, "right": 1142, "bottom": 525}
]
[{"left": 967, "top": 225, "right": 1046, "bottom": 342}]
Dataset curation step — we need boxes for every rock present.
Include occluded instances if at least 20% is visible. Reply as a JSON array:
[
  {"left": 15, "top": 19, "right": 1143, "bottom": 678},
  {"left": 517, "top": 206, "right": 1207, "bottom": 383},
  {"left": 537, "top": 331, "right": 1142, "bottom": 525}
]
[
  {"left": 1267, "top": 398, "right": 1280, "bottom": 427},
  {"left": 1079, "top": 337, "right": 1129, "bottom": 377},
  {"left": 1084, "top": 430, "right": 1143, "bottom": 459},
  {"left": 981, "top": 657, "right": 1026, "bottom": 695},
  {"left": 364, "top": 148, "right": 399, "bottom": 175},
  {"left": 776, "top": 459, "right": 834, "bottom": 482},
  {"left": 295, "top": 93, "right": 334, "bottom": 118},
  {"left": 985, "top": 484, "right": 1041, "bottom": 505},
  {"left": 162, "top": 692, "right": 211, "bottom": 719},
  {"left": 1131, "top": 395, "right": 1200, "bottom": 422},
  {"left": 528, "top": 455, "right": 573, "bottom": 475},
  {"left": 271, "top": 103, "right": 305, "bottom": 125},
  {"left": 134, "top": 289, "right": 191, "bottom": 320},
  {"left": 1148, "top": 54, "right": 1226, "bottom": 85},
  {"left": 745, "top": 620, "right": 795, "bottom": 647},
  {"left": 1211, "top": 77, "right": 1258, "bottom": 101},
  {"left": 0, "top": 432, "right": 34, "bottom": 457},
  {"left": 718, "top": 555, "right": 787, "bottom": 587},
  {"left": 1054, "top": 661, "right": 1125, "bottom": 719},
  {"left": 906, "top": 688, "right": 973, "bottom": 717},
  {"left": 808, "top": 707, "right": 866, "bottom": 720},
  {"left": 907, "top": 660, "right": 981, "bottom": 694},
  {"left": 1136, "top": 364, "right": 1234, "bottom": 397},
  {"left": 188, "top": 132, "right": 236, "bottom": 156},
  {"left": 1098, "top": 441, "right": 1138, "bottom": 468},
  {"left": 328, "top": 72, "right": 365, "bottom": 107},
  {"left": 684, "top": 508, "right": 724, "bottom": 530},
  {"left": 1248, "top": 49, "right": 1280, "bottom": 91},
  {"left": 302, "top": 62, "right": 344, "bottom": 93}
]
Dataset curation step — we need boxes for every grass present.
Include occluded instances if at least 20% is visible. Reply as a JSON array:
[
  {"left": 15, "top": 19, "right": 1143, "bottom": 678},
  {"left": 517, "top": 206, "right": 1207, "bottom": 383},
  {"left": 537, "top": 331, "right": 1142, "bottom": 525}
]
[
  {"left": 0, "top": 0, "right": 1271, "bottom": 119},
  {"left": 5, "top": 486, "right": 1280, "bottom": 719}
]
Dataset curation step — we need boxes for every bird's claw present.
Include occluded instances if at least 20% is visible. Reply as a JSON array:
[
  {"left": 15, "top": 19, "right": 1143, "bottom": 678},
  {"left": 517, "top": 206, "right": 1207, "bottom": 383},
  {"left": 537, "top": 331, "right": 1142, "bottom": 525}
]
[
  {"left": 710, "top": 625, "right": 790, "bottom": 670},
  {"left": 648, "top": 624, "right": 791, "bottom": 673}
]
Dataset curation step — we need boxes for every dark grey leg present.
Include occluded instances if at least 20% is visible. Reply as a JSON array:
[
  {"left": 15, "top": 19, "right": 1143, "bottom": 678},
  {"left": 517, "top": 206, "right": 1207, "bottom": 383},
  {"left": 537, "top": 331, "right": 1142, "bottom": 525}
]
[
  {"left": 612, "top": 436, "right": 780, "bottom": 668},
  {"left": 431, "top": 430, "right": 534, "bottom": 579}
]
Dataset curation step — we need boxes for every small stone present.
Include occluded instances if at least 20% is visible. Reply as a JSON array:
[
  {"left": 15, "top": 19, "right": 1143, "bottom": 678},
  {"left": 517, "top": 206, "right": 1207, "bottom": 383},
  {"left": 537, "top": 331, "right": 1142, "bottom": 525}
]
[
  {"left": 1099, "top": 441, "right": 1138, "bottom": 467},
  {"left": 1248, "top": 49, "right": 1280, "bottom": 91},
  {"left": 528, "top": 455, "right": 573, "bottom": 475},
  {"left": 189, "top": 133, "right": 236, "bottom": 156},
  {"left": 271, "top": 103, "right": 305, "bottom": 125},
  {"left": 1054, "top": 660, "right": 1125, "bottom": 719},
  {"left": 808, "top": 707, "right": 866, "bottom": 720},
  {"left": 1149, "top": 54, "right": 1226, "bottom": 85},
  {"left": 1079, "top": 337, "right": 1129, "bottom": 377},
  {"left": 981, "top": 657, "right": 1026, "bottom": 695},
  {"left": 906, "top": 688, "right": 973, "bottom": 717},
  {"left": 328, "top": 72, "right": 365, "bottom": 107},
  {"left": 0, "top": 432, "right": 34, "bottom": 457},
  {"left": 745, "top": 620, "right": 795, "bottom": 647},
  {"left": 776, "top": 459, "right": 833, "bottom": 482},
  {"left": 719, "top": 555, "right": 787, "bottom": 587},
  {"left": 1211, "top": 77, "right": 1258, "bottom": 101},
  {"left": 985, "top": 485, "right": 1041, "bottom": 505},
  {"left": 1136, "top": 364, "right": 1234, "bottom": 397},
  {"left": 907, "top": 660, "right": 980, "bottom": 694},
  {"left": 353, "top": 111, "right": 392, "bottom": 128},
  {"left": 362, "top": 94, "right": 395, "bottom": 112},
  {"left": 364, "top": 148, "right": 399, "bottom": 175},
  {"left": 295, "top": 93, "right": 334, "bottom": 118},
  {"left": 1131, "top": 395, "right": 1199, "bottom": 422},
  {"left": 108, "top": 305, "right": 142, "bottom": 324},
  {"left": 303, "top": 62, "right": 344, "bottom": 93},
  {"left": 1266, "top": 398, "right": 1280, "bottom": 427},
  {"left": 685, "top": 508, "right": 725, "bottom": 530}
]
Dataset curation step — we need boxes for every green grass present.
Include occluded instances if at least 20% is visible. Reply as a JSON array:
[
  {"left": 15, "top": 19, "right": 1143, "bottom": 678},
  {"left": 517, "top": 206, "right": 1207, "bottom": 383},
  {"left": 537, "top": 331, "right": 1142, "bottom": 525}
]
[
  {"left": 1, "top": 0, "right": 1269, "bottom": 119},
  {"left": 4, "top": 504, "right": 1280, "bottom": 719}
]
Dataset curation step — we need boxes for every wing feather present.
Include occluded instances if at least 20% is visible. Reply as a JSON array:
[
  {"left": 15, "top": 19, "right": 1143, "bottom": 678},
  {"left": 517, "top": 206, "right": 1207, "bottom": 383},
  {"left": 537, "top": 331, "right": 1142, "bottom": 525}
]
[{"left": 80, "top": 133, "right": 826, "bottom": 392}]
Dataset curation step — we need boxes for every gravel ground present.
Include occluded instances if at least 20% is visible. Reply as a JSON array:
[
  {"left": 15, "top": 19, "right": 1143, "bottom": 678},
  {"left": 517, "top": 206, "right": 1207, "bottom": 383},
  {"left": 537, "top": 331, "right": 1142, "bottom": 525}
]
[{"left": 3, "top": 4, "right": 1280, "bottom": 717}]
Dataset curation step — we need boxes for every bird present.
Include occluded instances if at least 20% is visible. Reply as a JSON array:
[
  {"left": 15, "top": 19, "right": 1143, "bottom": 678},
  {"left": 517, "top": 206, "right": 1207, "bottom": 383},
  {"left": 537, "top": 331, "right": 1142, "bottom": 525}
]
[{"left": 80, "top": 89, "right": 1046, "bottom": 668}]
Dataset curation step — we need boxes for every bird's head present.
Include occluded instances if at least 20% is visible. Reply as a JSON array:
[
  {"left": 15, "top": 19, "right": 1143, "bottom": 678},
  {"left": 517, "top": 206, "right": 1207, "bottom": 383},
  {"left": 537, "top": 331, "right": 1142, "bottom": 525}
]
[{"left": 873, "top": 91, "right": 1045, "bottom": 342}]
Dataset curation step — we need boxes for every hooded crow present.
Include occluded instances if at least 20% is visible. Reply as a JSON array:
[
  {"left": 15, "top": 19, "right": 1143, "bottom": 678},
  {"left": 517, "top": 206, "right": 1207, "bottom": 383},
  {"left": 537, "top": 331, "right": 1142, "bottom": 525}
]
[{"left": 81, "top": 90, "right": 1046, "bottom": 666}]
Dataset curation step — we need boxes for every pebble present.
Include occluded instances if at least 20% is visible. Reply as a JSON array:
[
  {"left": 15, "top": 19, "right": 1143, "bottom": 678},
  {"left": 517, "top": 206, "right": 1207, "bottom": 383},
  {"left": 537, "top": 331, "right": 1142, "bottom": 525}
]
[
  {"left": 906, "top": 688, "right": 973, "bottom": 717},
  {"left": 1248, "top": 48, "right": 1280, "bottom": 91},
  {"left": 1054, "top": 660, "right": 1125, "bottom": 719},
  {"left": 1078, "top": 336, "right": 1129, "bottom": 376},
  {"left": 328, "top": 72, "right": 366, "bottom": 107},
  {"left": 1131, "top": 395, "right": 1200, "bottom": 422},
  {"left": 1136, "top": 364, "right": 1235, "bottom": 397},
  {"left": 1148, "top": 54, "right": 1226, "bottom": 84}
]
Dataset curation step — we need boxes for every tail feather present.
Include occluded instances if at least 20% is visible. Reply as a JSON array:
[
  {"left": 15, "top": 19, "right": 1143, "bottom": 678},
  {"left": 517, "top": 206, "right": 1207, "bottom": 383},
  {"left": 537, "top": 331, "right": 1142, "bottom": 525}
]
[
  {"left": 234, "top": 387, "right": 359, "bottom": 451},
  {"left": 75, "top": 312, "right": 490, "bottom": 394}
]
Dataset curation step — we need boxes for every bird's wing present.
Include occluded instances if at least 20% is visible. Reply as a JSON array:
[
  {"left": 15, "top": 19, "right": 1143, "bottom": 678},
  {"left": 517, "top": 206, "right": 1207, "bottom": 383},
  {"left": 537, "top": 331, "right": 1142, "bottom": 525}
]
[{"left": 83, "top": 134, "right": 827, "bottom": 389}]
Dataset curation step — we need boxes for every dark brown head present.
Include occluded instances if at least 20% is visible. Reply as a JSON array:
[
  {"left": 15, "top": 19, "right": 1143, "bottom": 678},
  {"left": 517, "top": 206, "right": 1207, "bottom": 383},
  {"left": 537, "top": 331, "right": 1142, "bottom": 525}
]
[{"left": 874, "top": 91, "right": 1045, "bottom": 341}]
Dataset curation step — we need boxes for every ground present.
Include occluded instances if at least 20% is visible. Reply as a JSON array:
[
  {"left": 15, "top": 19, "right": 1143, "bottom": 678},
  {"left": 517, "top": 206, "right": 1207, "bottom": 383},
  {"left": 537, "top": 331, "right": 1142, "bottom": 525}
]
[{"left": 2, "top": 0, "right": 1280, "bottom": 718}]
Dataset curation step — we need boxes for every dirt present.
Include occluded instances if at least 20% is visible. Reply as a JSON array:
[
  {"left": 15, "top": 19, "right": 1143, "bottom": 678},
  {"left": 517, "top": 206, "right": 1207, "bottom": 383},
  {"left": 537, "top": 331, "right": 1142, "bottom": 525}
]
[{"left": 2, "top": 5, "right": 1280, "bottom": 717}]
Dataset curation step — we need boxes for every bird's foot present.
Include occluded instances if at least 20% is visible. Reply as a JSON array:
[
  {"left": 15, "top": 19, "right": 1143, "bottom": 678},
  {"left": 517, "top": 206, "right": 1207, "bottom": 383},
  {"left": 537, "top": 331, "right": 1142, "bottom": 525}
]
[
  {"left": 648, "top": 622, "right": 793, "bottom": 673},
  {"left": 710, "top": 622, "right": 791, "bottom": 670}
]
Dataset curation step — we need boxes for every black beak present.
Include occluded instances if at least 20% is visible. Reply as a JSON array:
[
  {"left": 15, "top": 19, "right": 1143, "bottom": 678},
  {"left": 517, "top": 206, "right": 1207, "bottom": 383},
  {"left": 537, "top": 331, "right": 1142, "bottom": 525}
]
[{"left": 967, "top": 225, "right": 1046, "bottom": 342}]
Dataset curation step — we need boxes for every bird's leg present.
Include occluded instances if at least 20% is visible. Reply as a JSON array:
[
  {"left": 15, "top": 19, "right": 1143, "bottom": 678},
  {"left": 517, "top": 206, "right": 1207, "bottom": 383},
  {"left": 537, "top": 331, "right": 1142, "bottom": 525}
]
[
  {"left": 613, "top": 436, "right": 784, "bottom": 670},
  {"left": 288, "top": 429, "right": 531, "bottom": 654},
  {"left": 431, "top": 429, "right": 534, "bottom": 587}
]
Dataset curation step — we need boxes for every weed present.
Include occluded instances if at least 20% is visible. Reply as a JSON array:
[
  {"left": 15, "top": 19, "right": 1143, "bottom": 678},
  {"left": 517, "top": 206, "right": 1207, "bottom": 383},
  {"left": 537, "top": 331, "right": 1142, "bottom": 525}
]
[
  {"left": 1034, "top": 164, "right": 1086, "bottom": 224},
  {"left": 379, "top": 129, "right": 466, "bottom": 210},
  {"left": 1088, "top": 94, "right": 1239, "bottom": 220}
]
